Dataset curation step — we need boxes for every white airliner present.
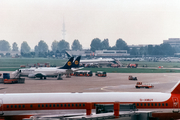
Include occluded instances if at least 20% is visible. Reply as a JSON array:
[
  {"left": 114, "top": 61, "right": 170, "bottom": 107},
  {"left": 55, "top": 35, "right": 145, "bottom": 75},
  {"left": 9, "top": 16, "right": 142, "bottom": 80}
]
[
  {"left": 1, "top": 81, "right": 180, "bottom": 120},
  {"left": 80, "top": 58, "right": 121, "bottom": 67},
  {"left": 12, "top": 56, "right": 81, "bottom": 79}
]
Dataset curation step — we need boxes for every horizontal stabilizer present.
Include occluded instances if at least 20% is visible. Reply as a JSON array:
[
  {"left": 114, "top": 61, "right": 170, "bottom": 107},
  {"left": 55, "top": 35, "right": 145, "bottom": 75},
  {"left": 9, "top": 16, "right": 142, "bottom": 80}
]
[
  {"left": 65, "top": 51, "right": 72, "bottom": 57},
  {"left": 171, "top": 81, "right": 180, "bottom": 94}
]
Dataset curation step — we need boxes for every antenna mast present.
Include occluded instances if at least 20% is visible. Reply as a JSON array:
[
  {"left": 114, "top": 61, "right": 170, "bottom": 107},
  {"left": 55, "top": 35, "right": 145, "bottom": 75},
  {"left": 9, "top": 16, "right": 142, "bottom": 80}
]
[{"left": 62, "top": 19, "right": 66, "bottom": 40}]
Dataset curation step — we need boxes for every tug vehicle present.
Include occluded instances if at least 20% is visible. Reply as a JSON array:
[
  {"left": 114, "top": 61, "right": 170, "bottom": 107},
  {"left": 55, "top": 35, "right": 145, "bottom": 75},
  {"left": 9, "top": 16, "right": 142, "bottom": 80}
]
[
  {"left": 135, "top": 82, "right": 154, "bottom": 89},
  {"left": 4, "top": 78, "right": 18, "bottom": 84},
  {"left": 127, "top": 63, "right": 138, "bottom": 68},
  {"left": 111, "top": 64, "right": 120, "bottom": 68},
  {"left": 2, "top": 73, "right": 25, "bottom": 84},
  {"left": 158, "top": 66, "right": 163, "bottom": 68},
  {"left": 128, "top": 75, "right": 137, "bottom": 80},
  {"left": 95, "top": 71, "right": 107, "bottom": 77}
]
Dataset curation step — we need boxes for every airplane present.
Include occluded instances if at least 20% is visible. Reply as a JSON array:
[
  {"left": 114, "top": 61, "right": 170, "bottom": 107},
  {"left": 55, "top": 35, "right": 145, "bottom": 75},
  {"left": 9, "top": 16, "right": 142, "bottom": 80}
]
[
  {"left": 1, "top": 81, "right": 180, "bottom": 120},
  {"left": 12, "top": 56, "right": 81, "bottom": 79},
  {"left": 65, "top": 51, "right": 121, "bottom": 67}
]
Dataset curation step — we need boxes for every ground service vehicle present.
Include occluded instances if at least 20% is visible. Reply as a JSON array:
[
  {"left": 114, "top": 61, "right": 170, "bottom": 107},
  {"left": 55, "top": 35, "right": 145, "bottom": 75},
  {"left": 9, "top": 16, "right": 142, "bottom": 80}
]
[
  {"left": 95, "top": 71, "right": 106, "bottom": 77},
  {"left": 111, "top": 64, "right": 120, "bottom": 68},
  {"left": 142, "top": 64, "right": 147, "bottom": 67},
  {"left": 158, "top": 66, "right": 163, "bottom": 68},
  {"left": 135, "top": 82, "right": 154, "bottom": 89},
  {"left": 128, "top": 75, "right": 137, "bottom": 80},
  {"left": 71, "top": 70, "right": 93, "bottom": 77},
  {"left": 127, "top": 63, "right": 138, "bottom": 68},
  {"left": 4, "top": 78, "right": 18, "bottom": 84},
  {"left": 3, "top": 78, "right": 25, "bottom": 84}
]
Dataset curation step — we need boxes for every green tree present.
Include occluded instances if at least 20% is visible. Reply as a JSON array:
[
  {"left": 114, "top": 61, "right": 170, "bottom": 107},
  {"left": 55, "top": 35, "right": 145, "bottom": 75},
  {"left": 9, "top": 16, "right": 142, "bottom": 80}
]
[
  {"left": 110, "top": 46, "right": 117, "bottom": 50},
  {"left": 139, "top": 46, "right": 147, "bottom": 55},
  {"left": 115, "top": 38, "right": 129, "bottom": 51},
  {"left": 130, "top": 47, "right": 138, "bottom": 55},
  {"left": 12, "top": 42, "right": 19, "bottom": 51},
  {"left": 57, "top": 40, "right": 69, "bottom": 52},
  {"left": 37, "top": 40, "right": 48, "bottom": 53},
  {"left": 90, "top": 38, "right": 102, "bottom": 52},
  {"left": 21, "top": 41, "right": 31, "bottom": 53},
  {"left": 71, "top": 39, "right": 82, "bottom": 50},
  {"left": 34, "top": 45, "right": 39, "bottom": 56},
  {"left": 101, "top": 39, "right": 110, "bottom": 50},
  {"left": 0, "top": 40, "right": 11, "bottom": 51},
  {"left": 147, "top": 45, "right": 153, "bottom": 55},
  {"left": 160, "top": 43, "right": 175, "bottom": 55},
  {"left": 152, "top": 45, "right": 161, "bottom": 55},
  {"left": 51, "top": 40, "right": 58, "bottom": 52}
]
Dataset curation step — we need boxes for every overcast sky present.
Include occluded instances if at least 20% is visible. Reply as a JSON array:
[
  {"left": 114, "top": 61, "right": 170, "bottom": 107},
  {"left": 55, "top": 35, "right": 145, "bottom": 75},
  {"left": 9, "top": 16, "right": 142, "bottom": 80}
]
[{"left": 1, "top": 0, "right": 180, "bottom": 50}]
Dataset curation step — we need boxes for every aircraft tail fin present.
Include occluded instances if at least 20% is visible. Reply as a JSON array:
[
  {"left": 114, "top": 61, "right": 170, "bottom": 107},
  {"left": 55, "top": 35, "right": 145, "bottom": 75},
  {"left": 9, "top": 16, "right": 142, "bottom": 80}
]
[
  {"left": 72, "top": 56, "right": 81, "bottom": 68},
  {"left": 59, "top": 57, "right": 74, "bottom": 69},
  {"left": 171, "top": 81, "right": 180, "bottom": 94},
  {"left": 65, "top": 51, "right": 72, "bottom": 58}
]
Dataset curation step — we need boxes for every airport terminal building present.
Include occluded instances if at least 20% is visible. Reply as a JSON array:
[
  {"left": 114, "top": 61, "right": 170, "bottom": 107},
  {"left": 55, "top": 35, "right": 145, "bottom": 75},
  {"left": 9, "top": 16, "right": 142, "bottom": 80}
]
[
  {"left": 95, "top": 50, "right": 130, "bottom": 57},
  {"left": 66, "top": 50, "right": 130, "bottom": 58},
  {"left": 163, "top": 38, "right": 180, "bottom": 47}
]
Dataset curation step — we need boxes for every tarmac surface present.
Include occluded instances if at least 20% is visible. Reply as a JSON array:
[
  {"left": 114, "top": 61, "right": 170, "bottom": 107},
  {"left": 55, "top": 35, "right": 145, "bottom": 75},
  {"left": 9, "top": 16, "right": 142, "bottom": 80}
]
[
  {"left": 0, "top": 72, "right": 180, "bottom": 93},
  {"left": 1, "top": 71, "right": 180, "bottom": 120}
]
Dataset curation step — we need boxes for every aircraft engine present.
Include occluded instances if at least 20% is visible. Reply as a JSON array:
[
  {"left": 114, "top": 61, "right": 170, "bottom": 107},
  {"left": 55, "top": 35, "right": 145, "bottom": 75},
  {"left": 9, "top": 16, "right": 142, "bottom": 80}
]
[{"left": 28, "top": 74, "right": 35, "bottom": 78}]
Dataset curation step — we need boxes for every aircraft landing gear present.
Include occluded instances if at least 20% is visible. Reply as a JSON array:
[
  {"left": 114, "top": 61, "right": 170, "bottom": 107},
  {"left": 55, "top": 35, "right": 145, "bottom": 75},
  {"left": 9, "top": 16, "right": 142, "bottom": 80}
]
[
  {"left": 57, "top": 74, "right": 63, "bottom": 80},
  {"left": 66, "top": 74, "right": 71, "bottom": 78}
]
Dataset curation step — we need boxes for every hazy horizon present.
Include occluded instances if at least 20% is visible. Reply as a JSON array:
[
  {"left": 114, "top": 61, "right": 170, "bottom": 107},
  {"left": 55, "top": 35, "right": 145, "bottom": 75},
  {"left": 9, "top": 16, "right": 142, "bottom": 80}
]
[{"left": 1, "top": 0, "right": 180, "bottom": 49}]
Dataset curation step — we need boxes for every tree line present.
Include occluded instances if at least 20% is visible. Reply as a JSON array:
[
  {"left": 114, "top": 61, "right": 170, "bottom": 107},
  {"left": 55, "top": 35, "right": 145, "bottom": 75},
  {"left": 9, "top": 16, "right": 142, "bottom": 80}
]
[{"left": 0, "top": 38, "right": 177, "bottom": 57}]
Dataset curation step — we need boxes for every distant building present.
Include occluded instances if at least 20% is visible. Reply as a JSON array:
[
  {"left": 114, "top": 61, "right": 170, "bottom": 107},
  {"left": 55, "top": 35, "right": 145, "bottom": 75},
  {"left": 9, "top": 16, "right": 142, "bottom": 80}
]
[
  {"left": 66, "top": 50, "right": 93, "bottom": 57},
  {"left": 95, "top": 50, "right": 130, "bottom": 57},
  {"left": 163, "top": 38, "right": 180, "bottom": 47},
  {"left": 0, "top": 51, "right": 21, "bottom": 57},
  {"left": 128, "top": 44, "right": 157, "bottom": 49},
  {"left": 66, "top": 50, "right": 130, "bottom": 58}
]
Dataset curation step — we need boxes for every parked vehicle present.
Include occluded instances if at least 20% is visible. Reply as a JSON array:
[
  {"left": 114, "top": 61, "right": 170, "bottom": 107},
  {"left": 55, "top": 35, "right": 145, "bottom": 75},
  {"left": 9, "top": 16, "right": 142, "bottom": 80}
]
[
  {"left": 142, "top": 64, "right": 147, "bottom": 67},
  {"left": 128, "top": 75, "right": 137, "bottom": 80},
  {"left": 158, "top": 66, "right": 163, "bottom": 68},
  {"left": 95, "top": 71, "right": 107, "bottom": 77},
  {"left": 4, "top": 79, "right": 18, "bottom": 84},
  {"left": 135, "top": 82, "right": 154, "bottom": 89},
  {"left": 127, "top": 63, "right": 138, "bottom": 68},
  {"left": 3, "top": 78, "right": 25, "bottom": 84},
  {"left": 111, "top": 64, "right": 120, "bottom": 68},
  {"left": 71, "top": 70, "right": 93, "bottom": 77}
]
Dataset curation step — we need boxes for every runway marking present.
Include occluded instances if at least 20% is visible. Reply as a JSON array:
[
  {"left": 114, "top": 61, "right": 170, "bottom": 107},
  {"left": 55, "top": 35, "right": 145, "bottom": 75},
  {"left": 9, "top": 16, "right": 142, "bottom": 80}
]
[
  {"left": 101, "top": 81, "right": 180, "bottom": 92},
  {"left": 101, "top": 86, "right": 115, "bottom": 92},
  {"left": 101, "top": 85, "right": 134, "bottom": 92}
]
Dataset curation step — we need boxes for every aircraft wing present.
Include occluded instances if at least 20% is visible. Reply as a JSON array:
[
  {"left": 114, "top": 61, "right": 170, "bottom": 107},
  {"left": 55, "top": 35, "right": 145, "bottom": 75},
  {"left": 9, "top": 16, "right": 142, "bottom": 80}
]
[
  {"left": 33, "top": 113, "right": 85, "bottom": 119},
  {"left": 28, "top": 73, "right": 47, "bottom": 78},
  {"left": 65, "top": 69, "right": 74, "bottom": 74},
  {"left": 71, "top": 67, "right": 84, "bottom": 72},
  {"left": 35, "top": 73, "right": 46, "bottom": 77}
]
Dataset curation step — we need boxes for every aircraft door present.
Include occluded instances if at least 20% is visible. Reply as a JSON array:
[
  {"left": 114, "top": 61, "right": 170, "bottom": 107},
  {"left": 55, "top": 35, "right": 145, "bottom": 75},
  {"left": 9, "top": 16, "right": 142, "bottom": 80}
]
[
  {"left": 0, "top": 99, "right": 3, "bottom": 115},
  {"left": 172, "top": 97, "right": 179, "bottom": 112}
]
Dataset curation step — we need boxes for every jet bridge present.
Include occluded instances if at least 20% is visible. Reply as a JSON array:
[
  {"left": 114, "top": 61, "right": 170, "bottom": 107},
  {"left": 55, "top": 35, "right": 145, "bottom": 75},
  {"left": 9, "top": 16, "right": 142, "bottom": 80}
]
[{"left": 96, "top": 104, "right": 137, "bottom": 114}]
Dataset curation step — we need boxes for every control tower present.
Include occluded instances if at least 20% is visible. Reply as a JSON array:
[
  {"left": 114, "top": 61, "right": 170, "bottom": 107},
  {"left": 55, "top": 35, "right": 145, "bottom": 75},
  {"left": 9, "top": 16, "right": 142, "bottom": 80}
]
[{"left": 62, "top": 19, "right": 66, "bottom": 40}]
